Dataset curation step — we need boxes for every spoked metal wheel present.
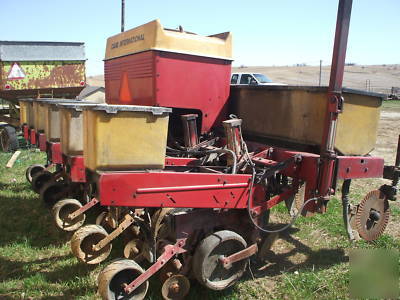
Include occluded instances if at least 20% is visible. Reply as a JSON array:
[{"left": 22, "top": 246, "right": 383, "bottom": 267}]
[
  {"left": 52, "top": 199, "right": 85, "bottom": 231},
  {"left": 71, "top": 224, "right": 112, "bottom": 264},
  {"left": 193, "top": 230, "right": 248, "bottom": 291},
  {"left": 25, "top": 164, "right": 45, "bottom": 183},
  {"left": 98, "top": 259, "right": 148, "bottom": 300},
  {"left": 355, "top": 190, "right": 390, "bottom": 241},
  {"left": 39, "top": 180, "right": 69, "bottom": 206},
  {"left": 31, "top": 170, "right": 53, "bottom": 193}
]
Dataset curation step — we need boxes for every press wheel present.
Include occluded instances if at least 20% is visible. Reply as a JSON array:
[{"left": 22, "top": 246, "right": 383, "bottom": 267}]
[
  {"left": 31, "top": 170, "right": 53, "bottom": 193},
  {"left": 161, "top": 274, "right": 190, "bottom": 300},
  {"left": 71, "top": 224, "right": 111, "bottom": 264},
  {"left": 192, "top": 230, "right": 247, "bottom": 291},
  {"left": 25, "top": 164, "right": 45, "bottom": 183},
  {"left": 98, "top": 259, "right": 148, "bottom": 300},
  {"left": 52, "top": 199, "right": 85, "bottom": 231},
  {"left": 39, "top": 180, "right": 69, "bottom": 206}
]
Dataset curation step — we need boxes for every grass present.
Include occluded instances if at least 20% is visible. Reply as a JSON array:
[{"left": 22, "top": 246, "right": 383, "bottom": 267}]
[{"left": 0, "top": 149, "right": 399, "bottom": 299}]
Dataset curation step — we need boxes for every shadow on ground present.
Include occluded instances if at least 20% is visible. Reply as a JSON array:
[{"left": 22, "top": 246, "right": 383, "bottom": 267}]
[{"left": 186, "top": 227, "right": 347, "bottom": 300}]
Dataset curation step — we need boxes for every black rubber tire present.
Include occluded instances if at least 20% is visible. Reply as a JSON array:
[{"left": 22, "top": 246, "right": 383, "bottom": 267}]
[
  {"left": 192, "top": 230, "right": 248, "bottom": 291},
  {"left": 25, "top": 164, "right": 45, "bottom": 183},
  {"left": 31, "top": 170, "right": 54, "bottom": 194},
  {"left": 39, "top": 180, "right": 69, "bottom": 206},
  {"left": 0, "top": 125, "right": 19, "bottom": 152},
  {"left": 98, "top": 259, "right": 148, "bottom": 300}
]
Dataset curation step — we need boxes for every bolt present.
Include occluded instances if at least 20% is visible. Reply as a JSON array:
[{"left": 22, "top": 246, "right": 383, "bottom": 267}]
[{"left": 170, "top": 283, "right": 180, "bottom": 293}]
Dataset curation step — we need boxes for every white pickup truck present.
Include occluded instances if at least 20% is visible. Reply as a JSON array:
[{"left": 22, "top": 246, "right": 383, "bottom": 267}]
[{"left": 230, "top": 73, "right": 286, "bottom": 86}]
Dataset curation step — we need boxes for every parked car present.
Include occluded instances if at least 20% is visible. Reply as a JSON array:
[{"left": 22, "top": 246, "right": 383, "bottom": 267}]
[{"left": 230, "top": 73, "right": 286, "bottom": 86}]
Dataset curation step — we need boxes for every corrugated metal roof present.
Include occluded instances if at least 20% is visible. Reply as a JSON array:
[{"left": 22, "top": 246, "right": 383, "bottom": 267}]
[
  {"left": 0, "top": 41, "right": 86, "bottom": 61},
  {"left": 78, "top": 85, "right": 105, "bottom": 99}
]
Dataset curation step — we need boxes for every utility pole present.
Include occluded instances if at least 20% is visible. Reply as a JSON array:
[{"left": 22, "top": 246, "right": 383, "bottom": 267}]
[
  {"left": 121, "top": 0, "right": 125, "bottom": 32},
  {"left": 319, "top": 59, "right": 322, "bottom": 86}
]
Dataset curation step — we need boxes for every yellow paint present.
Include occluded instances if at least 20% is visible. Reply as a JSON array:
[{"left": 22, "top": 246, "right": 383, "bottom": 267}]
[
  {"left": 105, "top": 19, "right": 232, "bottom": 60},
  {"left": 83, "top": 108, "right": 169, "bottom": 170},
  {"left": 27, "top": 102, "right": 35, "bottom": 128},
  {"left": 19, "top": 101, "right": 29, "bottom": 125},
  {"left": 1, "top": 61, "right": 85, "bottom": 91},
  {"left": 60, "top": 107, "right": 85, "bottom": 156},
  {"left": 32, "top": 101, "right": 49, "bottom": 132},
  {"left": 230, "top": 88, "right": 381, "bottom": 155},
  {"left": 43, "top": 103, "right": 62, "bottom": 142}
]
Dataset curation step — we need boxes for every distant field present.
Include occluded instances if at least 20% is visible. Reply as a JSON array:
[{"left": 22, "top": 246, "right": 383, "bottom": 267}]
[
  {"left": 232, "top": 64, "right": 400, "bottom": 94},
  {"left": 88, "top": 64, "right": 400, "bottom": 95}
]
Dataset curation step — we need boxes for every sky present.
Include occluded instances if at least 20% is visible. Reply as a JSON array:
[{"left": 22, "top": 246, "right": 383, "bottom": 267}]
[{"left": 1, "top": 0, "right": 399, "bottom": 75}]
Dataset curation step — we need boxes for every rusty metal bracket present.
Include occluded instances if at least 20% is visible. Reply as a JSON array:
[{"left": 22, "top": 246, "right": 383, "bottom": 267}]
[
  {"left": 68, "top": 198, "right": 99, "bottom": 220},
  {"left": 219, "top": 243, "right": 258, "bottom": 269},
  {"left": 124, "top": 238, "right": 187, "bottom": 294},
  {"left": 93, "top": 213, "right": 135, "bottom": 252}
]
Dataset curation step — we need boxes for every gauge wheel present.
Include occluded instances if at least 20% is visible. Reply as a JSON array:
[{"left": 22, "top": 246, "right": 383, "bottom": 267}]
[
  {"left": 31, "top": 170, "right": 53, "bottom": 193},
  {"left": 25, "top": 164, "right": 45, "bottom": 183},
  {"left": 192, "top": 230, "right": 248, "bottom": 291},
  {"left": 98, "top": 259, "right": 148, "bottom": 300},
  {"left": 52, "top": 199, "right": 85, "bottom": 231},
  {"left": 71, "top": 224, "right": 111, "bottom": 264},
  {"left": 39, "top": 180, "right": 69, "bottom": 206}
]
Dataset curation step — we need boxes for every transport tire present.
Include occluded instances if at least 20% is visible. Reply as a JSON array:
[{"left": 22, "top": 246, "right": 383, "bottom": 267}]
[
  {"left": 192, "top": 230, "right": 248, "bottom": 291},
  {"left": 25, "top": 164, "right": 45, "bottom": 183},
  {"left": 0, "top": 125, "right": 19, "bottom": 152},
  {"left": 71, "top": 224, "right": 111, "bottom": 264},
  {"left": 98, "top": 259, "right": 148, "bottom": 300},
  {"left": 31, "top": 170, "right": 53, "bottom": 193},
  {"left": 52, "top": 199, "right": 85, "bottom": 232}
]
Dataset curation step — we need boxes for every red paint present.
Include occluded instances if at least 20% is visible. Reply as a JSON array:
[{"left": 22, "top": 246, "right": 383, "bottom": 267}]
[
  {"left": 23, "top": 125, "right": 29, "bottom": 140},
  {"left": 68, "top": 198, "right": 99, "bottom": 219},
  {"left": 336, "top": 156, "right": 384, "bottom": 179},
  {"left": 30, "top": 129, "right": 36, "bottom": 145},
  {"left": 38, "top": 133, "right": 47, "bottom": 151},
  {"left": 165, "top": 157, "right": 200, "bottom": 167},
  {"left": 124, "top": 239, "right": 187, "bottom": 294},
  {"left": 98, "top": 172, "right": 252, "bottom": 208},
  {"left": 104, "top": 50, "right": 231, "bottom": 133},
  {"left": 63, "top": 154, "right": 86, "bottom": 182},
  {"left": 47, "top": 142, "right": 62, "bottom": 164}
]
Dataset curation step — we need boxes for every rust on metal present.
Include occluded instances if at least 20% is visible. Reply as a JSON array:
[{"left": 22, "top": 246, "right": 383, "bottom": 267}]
[
  {"left": 219, "top": 243, "right": 258, "bottom": 268},
  {"left": 68, "top": 198, "right": 99, "bottom": 220},
  {"left": 93, "top": 213, "right": 135, "bottom": 252}
]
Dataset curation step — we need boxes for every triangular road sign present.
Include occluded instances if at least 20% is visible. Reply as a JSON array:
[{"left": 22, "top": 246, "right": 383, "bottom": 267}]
[{"left": 8, "top": 62, "right": 26, "bottom": 80}]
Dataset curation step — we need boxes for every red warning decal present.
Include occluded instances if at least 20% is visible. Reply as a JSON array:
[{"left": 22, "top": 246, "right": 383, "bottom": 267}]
[{"left": 7, "top": 62, "right": 26, "bottom": 80}]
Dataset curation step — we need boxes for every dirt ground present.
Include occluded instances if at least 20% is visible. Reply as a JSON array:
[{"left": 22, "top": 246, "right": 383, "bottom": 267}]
[{"left": 372, "top": 107, "right": 400, "bottom": 165}]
